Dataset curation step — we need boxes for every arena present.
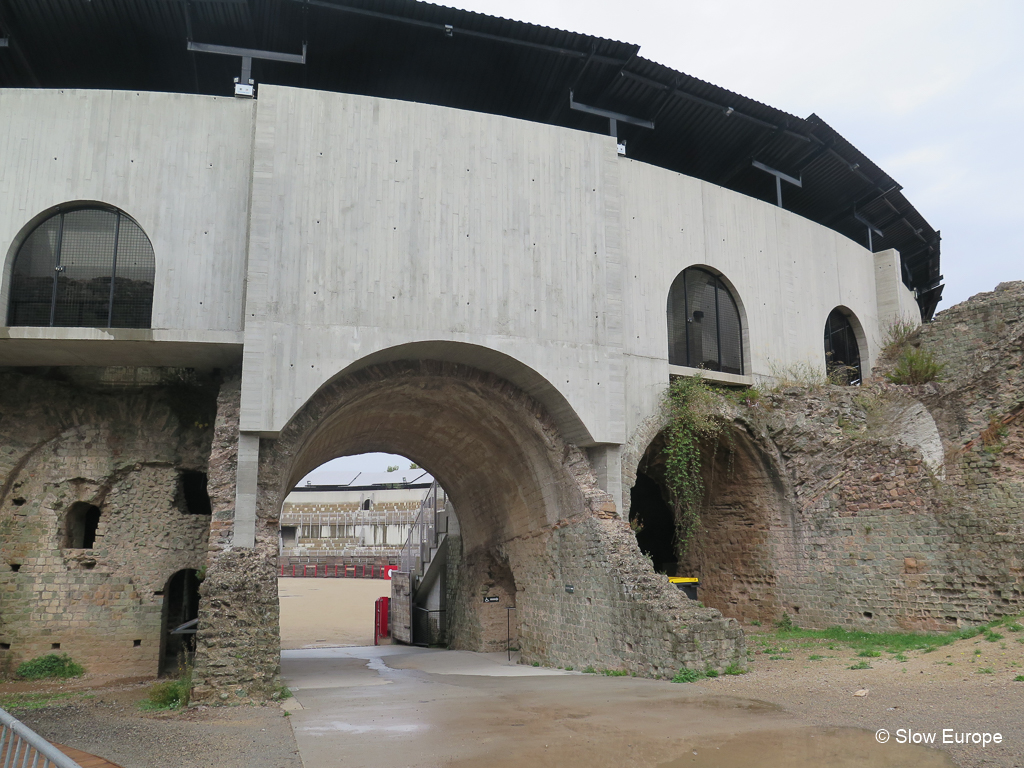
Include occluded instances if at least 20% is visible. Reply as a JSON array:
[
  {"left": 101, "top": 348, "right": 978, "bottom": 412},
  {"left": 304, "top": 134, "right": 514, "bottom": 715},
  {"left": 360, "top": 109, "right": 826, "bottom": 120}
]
[{"left": 0, "top": 0, "right": 953, "bottom": 698}]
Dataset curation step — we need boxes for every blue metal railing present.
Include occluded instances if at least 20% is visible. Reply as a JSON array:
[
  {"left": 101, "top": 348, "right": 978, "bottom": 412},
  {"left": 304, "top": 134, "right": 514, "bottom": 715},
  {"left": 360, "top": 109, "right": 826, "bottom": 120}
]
[{"left": 0, "top": 707, "right": 82, "bottom": 768}]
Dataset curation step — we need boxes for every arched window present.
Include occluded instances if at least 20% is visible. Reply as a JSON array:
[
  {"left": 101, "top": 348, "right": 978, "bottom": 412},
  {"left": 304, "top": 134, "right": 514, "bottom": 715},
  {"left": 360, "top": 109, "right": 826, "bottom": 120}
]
[
  {"left": 667, "top": 267, "right": 743, "bottom": 375},
  {"left": 7, "top": 205, "right": 155, "bottom": 328},
  {"left": 362, "top": 498, "right": 373, "bottom": 511},
  {"left": 63, "top": 502, "right": 101, "bottom": 549},
  {"left": 824, "top": 308, "right": 862, "bottom": 385}
]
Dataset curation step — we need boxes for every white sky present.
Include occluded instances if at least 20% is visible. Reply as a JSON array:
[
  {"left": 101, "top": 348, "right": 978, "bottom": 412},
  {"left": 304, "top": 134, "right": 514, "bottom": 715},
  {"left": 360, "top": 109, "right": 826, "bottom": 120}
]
[{"left": 314, "top": 1, "right": 1023, "bottom": 476}]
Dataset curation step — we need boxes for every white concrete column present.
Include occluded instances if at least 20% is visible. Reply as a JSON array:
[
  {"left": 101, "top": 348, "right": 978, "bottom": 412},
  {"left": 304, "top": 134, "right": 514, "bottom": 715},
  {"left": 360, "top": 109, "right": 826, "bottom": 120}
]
[
  {"left": 234, "top": 433, "right": 260, "bottom": 548},
  {"left": 588, "top": 444, "right": 623, "bottom": 519}
]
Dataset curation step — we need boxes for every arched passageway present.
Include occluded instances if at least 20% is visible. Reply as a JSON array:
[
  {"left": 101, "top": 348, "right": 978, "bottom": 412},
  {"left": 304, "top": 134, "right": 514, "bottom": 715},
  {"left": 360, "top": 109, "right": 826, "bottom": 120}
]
[
  {"left": 160, "top": 568, "right": 201, "bottom": 675},
  {"left": 261, "top": 360, "right": 599, "bottom": 656},
  {"left": 630, "top": 421, "right": 785, "bottom": 624},
  {"left": 192, "top": 360, "right": 747, "bottom": 701}
]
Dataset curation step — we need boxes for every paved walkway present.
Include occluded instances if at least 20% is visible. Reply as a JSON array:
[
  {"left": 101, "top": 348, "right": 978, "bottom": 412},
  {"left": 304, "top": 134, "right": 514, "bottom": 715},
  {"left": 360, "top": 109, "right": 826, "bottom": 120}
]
[{"left": 280, "top": 646, "right": 954, "bottom": 768}]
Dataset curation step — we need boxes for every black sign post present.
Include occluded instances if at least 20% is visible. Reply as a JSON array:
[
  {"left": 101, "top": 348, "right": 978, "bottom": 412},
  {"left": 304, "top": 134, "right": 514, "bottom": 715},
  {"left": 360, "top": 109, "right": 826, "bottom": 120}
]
[{"left": 506, "top": 606, "right": 516, "bottom": 662}]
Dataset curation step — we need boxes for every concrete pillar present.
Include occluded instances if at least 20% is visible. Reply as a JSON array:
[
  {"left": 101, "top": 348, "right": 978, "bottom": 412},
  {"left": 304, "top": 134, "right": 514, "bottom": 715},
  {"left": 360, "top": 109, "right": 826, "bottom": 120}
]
[
  {"left": 588, "top": 444, "right": 623, "bottom": 519},
  {"left": 233, "top": 433, "right": 260, "bottom": 548}
]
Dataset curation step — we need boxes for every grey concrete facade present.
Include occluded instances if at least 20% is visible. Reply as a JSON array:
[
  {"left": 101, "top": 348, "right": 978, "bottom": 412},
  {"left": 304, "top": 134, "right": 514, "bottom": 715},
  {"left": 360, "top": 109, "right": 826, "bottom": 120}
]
[
  {"left": 1, "top": 85, "right": 924, "bottom": 686},
  {"left": 2, "top": 85, "right": 918, "bottom": 522}
]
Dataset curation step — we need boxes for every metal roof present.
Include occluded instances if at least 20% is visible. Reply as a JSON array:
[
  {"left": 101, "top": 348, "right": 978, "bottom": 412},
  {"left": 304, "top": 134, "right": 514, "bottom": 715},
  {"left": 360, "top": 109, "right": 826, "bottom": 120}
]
[
  {"left": 0, "top": 0, "right": 943, "bottom": 318},
  {"left": 295, "top": 467, "right": 434, "bottom": 489}
]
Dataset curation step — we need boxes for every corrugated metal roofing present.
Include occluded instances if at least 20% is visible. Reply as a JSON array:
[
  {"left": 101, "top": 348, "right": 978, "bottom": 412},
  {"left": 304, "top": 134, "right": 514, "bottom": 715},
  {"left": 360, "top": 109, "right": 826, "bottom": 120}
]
[
  {"left": 0, "top": 0, "right": 942, "bottom": 318},
  {"left": 296, "top": 467, "right": 434, "bottom": 489}
]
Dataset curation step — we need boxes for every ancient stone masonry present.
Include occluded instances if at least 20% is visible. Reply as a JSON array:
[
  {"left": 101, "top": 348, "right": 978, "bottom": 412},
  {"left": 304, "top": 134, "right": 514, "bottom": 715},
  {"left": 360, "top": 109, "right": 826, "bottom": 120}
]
[
  {"left": 0, "top": 367, "right": 222, "bottom": 676},
  {"left": 623, "top": 282, "right": 1024, "bottom": 632}
]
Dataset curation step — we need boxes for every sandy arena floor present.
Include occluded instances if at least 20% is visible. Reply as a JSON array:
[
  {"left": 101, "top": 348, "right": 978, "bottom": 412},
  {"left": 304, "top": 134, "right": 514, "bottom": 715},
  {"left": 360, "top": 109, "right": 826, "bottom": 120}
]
[{"left": 278, "top": 577, "right": 391, "bottom": 649}]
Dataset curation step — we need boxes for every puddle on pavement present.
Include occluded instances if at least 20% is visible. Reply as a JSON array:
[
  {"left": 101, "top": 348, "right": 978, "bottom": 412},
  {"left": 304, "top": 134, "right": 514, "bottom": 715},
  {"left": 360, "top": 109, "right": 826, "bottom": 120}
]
[{"left": 659, "top": 727, "right": 956, "bottom": 768}]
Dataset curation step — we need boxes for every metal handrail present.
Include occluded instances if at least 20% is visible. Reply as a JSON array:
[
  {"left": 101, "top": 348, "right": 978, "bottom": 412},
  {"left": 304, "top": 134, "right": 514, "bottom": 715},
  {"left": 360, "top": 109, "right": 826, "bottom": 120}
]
[
  {"left": 399, "top": 481, "right": 446, "bottom": 579},
  {"left": 0, "top": 706, "right": 83, "bottom": 768}
]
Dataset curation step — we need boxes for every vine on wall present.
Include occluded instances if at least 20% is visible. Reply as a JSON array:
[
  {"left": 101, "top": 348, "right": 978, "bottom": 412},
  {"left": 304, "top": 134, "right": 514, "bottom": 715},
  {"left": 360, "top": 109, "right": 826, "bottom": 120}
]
[{"left": 662, "top": 376, "right": 725, "bottom": 556}]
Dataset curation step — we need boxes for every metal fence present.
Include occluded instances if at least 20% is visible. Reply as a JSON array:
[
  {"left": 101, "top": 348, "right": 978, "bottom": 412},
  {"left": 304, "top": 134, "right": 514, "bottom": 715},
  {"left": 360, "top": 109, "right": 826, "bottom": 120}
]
[{"left": 0, "top": 707, "right": 82, "bottom": 768}]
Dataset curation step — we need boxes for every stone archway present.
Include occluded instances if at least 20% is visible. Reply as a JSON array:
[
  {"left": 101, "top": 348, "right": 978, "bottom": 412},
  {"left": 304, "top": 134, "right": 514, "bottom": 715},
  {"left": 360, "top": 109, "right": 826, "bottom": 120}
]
[
  {"left": 624, "top": 408, "right": 788, "bottom": 625},
  {"left": 191, "top": 361, "right": 746, "bottom": 701}
]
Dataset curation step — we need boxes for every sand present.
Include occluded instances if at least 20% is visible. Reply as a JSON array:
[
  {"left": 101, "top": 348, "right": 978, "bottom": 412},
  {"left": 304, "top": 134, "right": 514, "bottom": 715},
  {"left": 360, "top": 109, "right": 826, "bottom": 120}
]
[{"left": 278, "top": 577, "right": 392, "bottom": 649}]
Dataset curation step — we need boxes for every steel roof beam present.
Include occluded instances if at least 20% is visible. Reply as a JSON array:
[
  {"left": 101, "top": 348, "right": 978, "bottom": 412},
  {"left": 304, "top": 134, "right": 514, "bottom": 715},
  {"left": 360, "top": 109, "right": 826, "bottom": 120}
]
[{"left": 295, "top": 0, "right": 592, "bottom": 59}]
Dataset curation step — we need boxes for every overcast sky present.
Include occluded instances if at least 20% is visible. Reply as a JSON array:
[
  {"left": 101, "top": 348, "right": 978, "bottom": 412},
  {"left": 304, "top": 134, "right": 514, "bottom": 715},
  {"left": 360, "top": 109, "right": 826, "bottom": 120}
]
[{"left": 313, "top": 1, "right": 1022, "bottom": 477}]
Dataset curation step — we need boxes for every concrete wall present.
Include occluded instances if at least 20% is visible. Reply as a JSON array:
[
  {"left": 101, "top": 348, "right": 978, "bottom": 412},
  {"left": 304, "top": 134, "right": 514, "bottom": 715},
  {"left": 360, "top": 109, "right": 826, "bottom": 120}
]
[
  {"left": 0, "top": 89, "right": 253, "bottom": 337},
  {"left": 618, "top": 159, "right": 883, "bottom": 436}
]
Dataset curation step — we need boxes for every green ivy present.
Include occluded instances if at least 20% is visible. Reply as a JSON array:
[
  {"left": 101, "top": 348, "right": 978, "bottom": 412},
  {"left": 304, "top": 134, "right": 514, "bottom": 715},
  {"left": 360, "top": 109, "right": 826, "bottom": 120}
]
[{"left": 662, "top": 376, "right": 724, "bottom": 556}]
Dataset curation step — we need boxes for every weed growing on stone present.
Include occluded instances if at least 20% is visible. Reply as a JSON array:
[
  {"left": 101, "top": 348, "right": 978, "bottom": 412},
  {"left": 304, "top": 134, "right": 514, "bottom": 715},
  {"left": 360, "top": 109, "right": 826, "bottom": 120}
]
[
  {"left": 1006, "top": 623, "right": 1023, "bottom": 632},
  {"left": 671, "top": 667, "right": 705, "bottom": 683},
  {"left": 532, "top": 661, "right": 540, "bottom": 667},
  {"left": 16, "top": 653, "right": 84, "bottom": 680},
  {"left": 564, "top": 666, "right": 573, "bottom": 671},
  {"left": 880, "top": 316, "right": 918, "bottom": 358},
  {"left": 885, "top": 347, "right": 944, "bottom": 385}
]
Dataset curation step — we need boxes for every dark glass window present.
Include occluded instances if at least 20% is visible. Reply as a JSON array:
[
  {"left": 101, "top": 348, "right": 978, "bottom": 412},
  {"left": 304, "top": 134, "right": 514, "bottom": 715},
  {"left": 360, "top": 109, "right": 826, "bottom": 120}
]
[
  {"left": 824, "top": 309, "right": 862, "bottom": 385},
  {"left": 667, "top": 267, "right": 744, "bottom": 375},
  {"left": 7, "top": 206, "right": 155, "bottom": 328}
]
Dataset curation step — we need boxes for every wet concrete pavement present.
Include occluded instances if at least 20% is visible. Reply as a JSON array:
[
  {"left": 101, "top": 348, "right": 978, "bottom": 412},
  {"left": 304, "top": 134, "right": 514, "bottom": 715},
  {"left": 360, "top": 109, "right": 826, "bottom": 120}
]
[{"left": 281, "top": 647, "right": 956, "bottom": 768}]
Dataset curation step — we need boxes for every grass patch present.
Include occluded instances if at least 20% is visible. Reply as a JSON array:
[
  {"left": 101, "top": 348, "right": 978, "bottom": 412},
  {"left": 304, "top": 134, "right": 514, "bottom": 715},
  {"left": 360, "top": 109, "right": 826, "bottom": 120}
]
[
  {"left": 723, "top": 662, "right": 746, "bottom": 676},
  {"left": 602, "top": 669, "right": 629, "bottom": 677},
  {"left": 0, "top": 691, "right": 87, "bottom": 712},
  {"left": 141, "top": 665, "right": 192, "bottom": 711},
  {"left": 16, "top": 653, "right": 84, "bottom": 681},
  {"left": 671, "top": 667, "right": 706, "bottom": 684},
  {"left": 582, "top": 666, "right": 597, "bottom": 674},
  {"left": 857, "top": 650, "right": 882, "bottom": 658},
  {"left": 983, "top": 630, "right": 1003, "bottom": 642},
  {"left": 1005, "top": 623, "right": 1022, "bottom": 633},
  {"left": 808, "top": 655, "right": 825, "bottom": 661},
  {"left": 976, "top": 668, "right": 994, "bottom": 675},
  {"left": 1014, "top": 675, "right": 1024, "bottom": 682},
  {"left": 848, "top": 661, "right": 872, "bottom": 670},
  {"left": 564, "top": 666, "right": 573, "bottom": 671},
  {"left": 893, "top": 653, "right": 908, "bottom": 663},
  {"left": 765, "top": 621, "right": 1010, "bottom": 656}
]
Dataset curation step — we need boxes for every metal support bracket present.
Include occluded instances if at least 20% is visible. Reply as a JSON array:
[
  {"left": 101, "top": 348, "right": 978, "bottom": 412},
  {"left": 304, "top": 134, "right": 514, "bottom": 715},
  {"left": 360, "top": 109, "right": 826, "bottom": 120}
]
[
  {"left": 187, "top": 40, "right": 307, "bottom": 98},
  {"left": 569, "top": 90, "right": 654, "bottom": 156},
  {"left": 752, "top": 159, "right": 802, "bottom": 208},
  {"left": 853, "top": 210, "right": 884, "bottom": 251}
]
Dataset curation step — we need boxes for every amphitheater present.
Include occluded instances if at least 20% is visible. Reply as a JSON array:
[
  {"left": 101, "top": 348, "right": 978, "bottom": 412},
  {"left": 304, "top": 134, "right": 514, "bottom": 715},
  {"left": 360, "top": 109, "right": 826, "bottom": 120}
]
[{"left": 4, "top": 1, "right": 1020, "bottom": 704}]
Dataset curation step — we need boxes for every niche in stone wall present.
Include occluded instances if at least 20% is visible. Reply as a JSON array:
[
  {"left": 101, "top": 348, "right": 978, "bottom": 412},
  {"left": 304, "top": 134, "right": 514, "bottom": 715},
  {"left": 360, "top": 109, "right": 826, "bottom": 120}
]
[
  {"left": 62, "top": 502, "right": 101, "bottom": 549},
  {"left": 177, "top": 471, "right": 212, "bottom": 516},
  {"left": 630, "top": 423, "right": 783, "bottom": 623}
]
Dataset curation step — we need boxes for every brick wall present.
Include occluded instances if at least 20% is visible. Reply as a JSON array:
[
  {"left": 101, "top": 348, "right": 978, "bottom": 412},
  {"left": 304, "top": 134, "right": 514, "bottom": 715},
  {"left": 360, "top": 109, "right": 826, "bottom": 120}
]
[{"left": 0, "top": 368, "right": 218, "bottom": 676}]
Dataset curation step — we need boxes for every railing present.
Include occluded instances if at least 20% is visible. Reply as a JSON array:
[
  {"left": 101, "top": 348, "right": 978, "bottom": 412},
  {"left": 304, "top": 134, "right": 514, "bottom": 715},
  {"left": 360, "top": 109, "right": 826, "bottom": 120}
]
[
  {"left": 412, "top": 605, "right": 446, "bottom": 647},
  {"left": 399, "top": 481, "right": 446, "bottom": 579},
  {"left": 0, "top": 707, "right": 82, "bottom": 768}
]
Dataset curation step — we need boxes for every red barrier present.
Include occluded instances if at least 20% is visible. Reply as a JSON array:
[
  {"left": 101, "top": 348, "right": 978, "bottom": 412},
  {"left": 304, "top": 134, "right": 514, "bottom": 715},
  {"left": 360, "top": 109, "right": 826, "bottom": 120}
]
[{"left": 374, "top": 596, "right": 390, "bottom": 645}]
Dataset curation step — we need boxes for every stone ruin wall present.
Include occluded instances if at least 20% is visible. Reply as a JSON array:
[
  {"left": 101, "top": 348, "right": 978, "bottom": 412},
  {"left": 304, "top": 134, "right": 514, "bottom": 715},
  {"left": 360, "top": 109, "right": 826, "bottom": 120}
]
[
  {"left": 3, "top": 283, "right": 1021, "bottom": 695},
  {"left": 0, "top": 368, "right": 221, "bottom": 676},
  {"left": 624, "top": 281, "right": 1024, "bottom": 633}
]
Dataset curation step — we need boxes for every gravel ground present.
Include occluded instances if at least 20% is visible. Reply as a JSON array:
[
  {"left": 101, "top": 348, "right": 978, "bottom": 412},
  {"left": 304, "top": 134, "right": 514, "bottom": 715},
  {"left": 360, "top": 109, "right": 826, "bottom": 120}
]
[
  {"left": 6, "top": 679, "right": 302, "bottom": 768},
  {"left": 697, "top": 627, "right": 1024, "bottom": 768}
]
